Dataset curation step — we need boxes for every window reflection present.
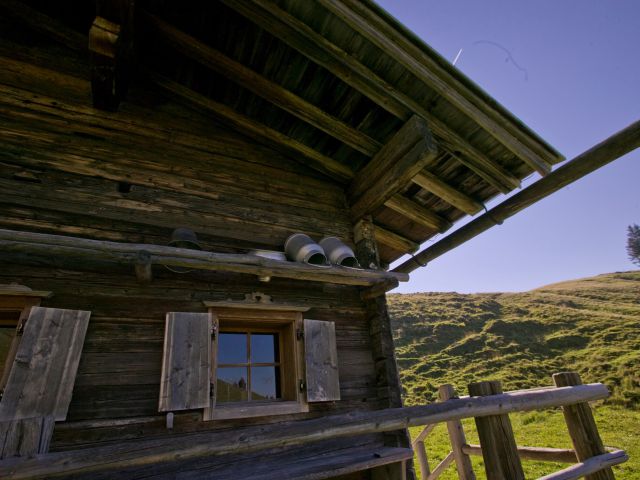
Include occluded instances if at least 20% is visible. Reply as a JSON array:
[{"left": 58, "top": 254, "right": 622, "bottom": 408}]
[{"left": 217, "top": 331, "right": 281, "bottom": 403}]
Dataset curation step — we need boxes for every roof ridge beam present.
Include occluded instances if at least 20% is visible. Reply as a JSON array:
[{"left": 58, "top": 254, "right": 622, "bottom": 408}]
[
  {"left": 321, "top": 0, "right": 554, "bottom": 175},
  {"left": 142, "top": 10, "right": 382, "bottom": 157},
  {"left": 384, "top": 194, "right": 451, "bottom": 232},
  {"left": 148, "top": 72, "right": 354, "bottom": 183},
  {"left": 223, "top": 0, "right": 520, "bottom": 193},
  {"left": 412, "top": 170, "right": 483, "bottom": 215}
]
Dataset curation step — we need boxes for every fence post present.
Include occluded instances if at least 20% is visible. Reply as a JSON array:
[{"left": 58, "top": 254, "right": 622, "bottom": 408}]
[
  {"left": 468, "top": 381, "right": 524, "bottom": 480},
  {"left": 438, "top": 385, "right": 475, "bottom": 480},
  {"left": 552, "top": 372, "right": 616, "bottom": 480}
]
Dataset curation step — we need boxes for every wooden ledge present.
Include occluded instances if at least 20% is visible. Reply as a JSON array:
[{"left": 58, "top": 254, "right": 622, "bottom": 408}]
[
  {"left": 0, "top": 285, "right": 52, "bottom": 298},
  {"left": 0, "top": 229, "right": 408, "bottom": 288}
]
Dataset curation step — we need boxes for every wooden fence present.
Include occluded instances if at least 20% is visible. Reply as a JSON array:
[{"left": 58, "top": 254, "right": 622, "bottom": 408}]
[{"left": 412, "top": 372, "right": 627, "bottom": 480}]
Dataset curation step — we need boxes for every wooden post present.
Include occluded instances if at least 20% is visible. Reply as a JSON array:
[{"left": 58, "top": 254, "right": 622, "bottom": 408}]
[
  {"left": 438, "top": 385, "right": 475, "bottom": 480},
  {"left": 552, "top": 372, "right": 615, "bottom": 480},
  {"left": 414, "top": 440, "right": 430, "bottom": 480},
  {"left": 468, "top": 381, "right": 524, "bottom": 480},
  {"left": 354, "top": 216, "right": 380, "bottom": 270}
]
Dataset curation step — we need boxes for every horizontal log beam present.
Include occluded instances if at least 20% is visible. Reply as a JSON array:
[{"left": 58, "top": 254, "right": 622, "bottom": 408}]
[
  {"left": 222, "top": 0, "right": 521, "bottom": 193},
  {"left": 320, "top": 0, "right": 555, "bottom": 175},
  {"left": 384, "top": 195, "right": 451, "bottom": 232},
  {"left": 374, "top": 225, "right": 419, "bottom": 254},
  {"left": 536, "top": 450, "right": 628, "bottom": 480},
  {"left": 0, "top": 383, "right": 609, "bottom": 479},
  {"left": 350, "top": 128, "right": 438, "bottom": 220},
  {"left": 0, "top": 229, "right": 407, "bottom": 287},
  {"left": 142, "top": 11, "right": 381, "bottom": 156},
  {"left": 412, "top": 171, "right": 483, "bottom": 215},
  {"left": 393, "top": 119, "right": 640, "bottom": 274},
  {"left": 148, "top": 72, "right": 354, "bottom": 183},
  {"left": 462, "top": 444, "right": 578, "bottom": 464}
]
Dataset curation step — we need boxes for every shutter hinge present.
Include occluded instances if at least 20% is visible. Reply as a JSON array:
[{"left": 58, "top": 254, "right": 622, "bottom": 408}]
[
  {"left": 210, "top": 382, "right": 215, "bottom": 398},
  {"left": 296, "top": 328, "right": 304, "bottom": 340},
  {"left": 210, "top": 323, "right": 217, "bottom": 339},
  {"left": 299, "top": 379, "right": 306, "bottom": 392}
]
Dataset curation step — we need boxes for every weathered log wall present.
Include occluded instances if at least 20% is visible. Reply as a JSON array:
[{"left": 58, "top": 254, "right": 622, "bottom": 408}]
[{"left": 0, "top": 29, "right": 382, "bottom": 467}]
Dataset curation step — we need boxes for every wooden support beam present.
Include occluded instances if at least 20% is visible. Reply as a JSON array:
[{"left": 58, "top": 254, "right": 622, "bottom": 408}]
[
  {"left": 353, "top": 216, "right": 381, "bottom": 270},
  {"left": 374, "top": 225, "right": 419, "bottom": 254},
  {"left": 426, "top": 452, "right": 454, "bottom": 480},
  {"left": 468, "top": 381, "right": 524, "bottom": 480},
  {"left": 221, "top": 0, "right": 521, "bottom": 193},
  {"left": 350, "top": 116, "right": 429, "bottom": 200},
  {"left": 319, "top": 0, "right": 555, "bottom": 176},
  {"left": 141, "top": 11, "right": 381, "bottom": 156},
  {"left": 134, "top": 250, "right": 153, "bottom": 284},
  {"left": 412, "top": 171, "right": 483, "bottom": 215},
  {"left": 438, "top": 385, "right": 475, "bottom": 480},
  {"left": 148, "top": 72, "right": 354, "bottom": 183},
  {"left": 0, "top": 383, "right": 610, "bottom": 479},
  {"left": 384, "top": 195, "right": 451, "bottom": 233},
  {"left": 350, "top": 118, "right": 438, "bottom": 220},
  {"left": 553, "top": 372, "right": 615, "bottom": 480},
  {"left": 393, "top": 120, "right": 640, "bottom": 274},
  {"left": 0, "top": 229, "right": 407, "bottom": 287}
]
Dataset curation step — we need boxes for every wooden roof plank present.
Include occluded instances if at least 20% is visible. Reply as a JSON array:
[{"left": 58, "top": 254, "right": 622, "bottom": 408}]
[
  {"left": 223, "top": 0, "right": 520, "bottom": 193},
  {"left": 148, "top": 72, "right": 354, "bottom": 183},
  {"left": 321, "top": 0, "right": 555, "bottom": 175},
  {"left": 384, "top": 195, "right": 451, "bottom": 232},
  {"left": 142, "top": 11, "right": 382, "bottom": 157},
  {"left": 412, "top": 170, "right": 483, "bottom": 215},
  {"left": 374, "top": 225, "right": 419, "bottom": 254}
]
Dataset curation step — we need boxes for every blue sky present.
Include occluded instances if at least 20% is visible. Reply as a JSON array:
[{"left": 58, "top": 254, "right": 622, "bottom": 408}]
[{"left": 375, "top": 0, "right": 640, "bottom": 293}]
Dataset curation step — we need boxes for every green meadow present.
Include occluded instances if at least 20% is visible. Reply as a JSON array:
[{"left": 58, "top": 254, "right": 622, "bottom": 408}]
[{"left": 388, "top": 271, "right": 640, "bottom": 478}]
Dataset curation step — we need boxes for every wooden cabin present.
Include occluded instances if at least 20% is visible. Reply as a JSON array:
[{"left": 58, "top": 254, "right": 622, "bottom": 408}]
[{"left": 0, "top": 1, "right": 567, "bottom": 479}]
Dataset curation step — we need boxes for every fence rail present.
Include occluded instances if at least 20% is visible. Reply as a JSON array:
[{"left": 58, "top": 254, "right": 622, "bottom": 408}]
[{"left": 412, "top": 372, "right": 626, "bottom": 480}]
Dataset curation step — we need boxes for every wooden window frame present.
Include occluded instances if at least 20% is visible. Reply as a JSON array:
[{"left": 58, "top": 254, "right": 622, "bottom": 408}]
[{"left": 203, "top": 305, "right": 309, "bottom": 421}]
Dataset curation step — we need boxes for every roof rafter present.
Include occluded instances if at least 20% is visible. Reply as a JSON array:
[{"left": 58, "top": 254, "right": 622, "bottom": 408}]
[
  {"left": 149, "top": 72, "right": 354, "bottom": 183},
  {"left": 374, "top": 225, "right": 419, "bottom": 254},
  {"left": 349, "top": 116, "right": 438, "bottom": 220},
  {"left": 384, "top": 195, "right": 451, "bottom": 233},
  {"left": 221, "top": 0, "right": 521, "bottom": 193},
  {"left": 412, "top": 170, "right": 483, "bottom": 215},
  {"left": 142, "top": 10, "right": 382, "bottom": 157},
  {"left": 320, "top": 0, "right": 554, "bottom": 175}
]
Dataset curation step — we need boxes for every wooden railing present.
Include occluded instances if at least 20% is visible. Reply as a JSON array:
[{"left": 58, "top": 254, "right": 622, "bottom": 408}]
[
  {"left": 0, "top": 372, "right": 626, "bottom": 479},
  {"left": 412, "top": 372, "right": 627, "bottom": 480}
]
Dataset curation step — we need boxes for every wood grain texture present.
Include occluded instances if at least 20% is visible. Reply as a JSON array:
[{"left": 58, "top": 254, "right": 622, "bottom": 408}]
[
  {"left": 468, "top": 381, "right": 524, "bottom": 480},
  {"left": 0, "top": 416, "right": 55, "bottom": 459},
  {"left": 553, "top": 372, "right": 615, "bottom": 480},
  {"left": 384, "top": 195, "right": 451, "bottom": 233},
  {"left": 438, "top": 385, "right": 475, "bottom": 480},
  {"left": 412, "top": 171, "right": 482, "bottom": 215},
  {"left": 304, "top": 319, "right": 340, "bottom": 402},
  {"left": 158, "top": 313, "right": 211, "bottom": 412},
  {"left": 0, "top": 307, "right": 90, "bottom": 422}
]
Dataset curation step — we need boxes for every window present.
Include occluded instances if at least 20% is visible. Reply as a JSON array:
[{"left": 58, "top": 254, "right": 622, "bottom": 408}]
[
  {"left": 217, "top": 331, "right": 281, "bottom": 403},
  {"left": 158, "top": 294, "right": 341, "bottom": 421}
]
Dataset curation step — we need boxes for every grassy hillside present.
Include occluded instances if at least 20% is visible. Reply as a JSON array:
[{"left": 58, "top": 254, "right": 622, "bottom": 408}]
[
  {"left": 388, "top": 271, "right": 640, "bottom": 478},
  {"left": 389, "top": 271, "right": 640, "bottom": 407}
]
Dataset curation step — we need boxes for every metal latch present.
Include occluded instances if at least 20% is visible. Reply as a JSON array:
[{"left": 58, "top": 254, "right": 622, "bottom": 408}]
[
  {"left": 299, "top": 379, "right": 306, "bottom": 392},
  {"left": 296, "top": 328, "right": 304, "bottom": 340}
]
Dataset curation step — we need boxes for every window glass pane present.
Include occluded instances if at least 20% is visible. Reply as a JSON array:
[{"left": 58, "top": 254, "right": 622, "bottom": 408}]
[
  {"left": 251, "top": 333, "right": 278, "bottom": 363},
  {"left": 218, "top": 333, "right": 247, "bottom": 364},
  {"left": 217, "top": 367, "right": 248, "bottom": 403},
  {"left": 251, "top": 366, "right": 280, "bottom": 401}
]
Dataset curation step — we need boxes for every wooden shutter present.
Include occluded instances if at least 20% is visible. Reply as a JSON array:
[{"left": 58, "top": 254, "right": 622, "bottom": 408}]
[
  {"left": 0, "top": 307, "right": 91, "bottom": 422},
  {"left": 159, "top": 312, "right": 211, "bottom": 412},
  {"left": 304, "top": 319, "right": 340, "bottom": 402}
]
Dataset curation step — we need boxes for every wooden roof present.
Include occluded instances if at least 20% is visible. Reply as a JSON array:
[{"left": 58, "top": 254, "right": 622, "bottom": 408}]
[{"left": 2, "top": 0, "right": 564, "bottom": 266}]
